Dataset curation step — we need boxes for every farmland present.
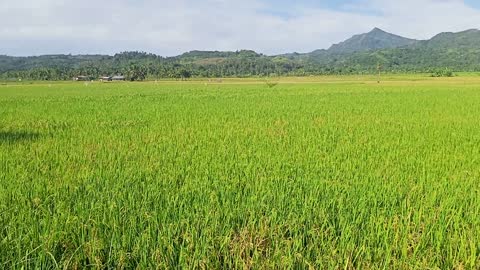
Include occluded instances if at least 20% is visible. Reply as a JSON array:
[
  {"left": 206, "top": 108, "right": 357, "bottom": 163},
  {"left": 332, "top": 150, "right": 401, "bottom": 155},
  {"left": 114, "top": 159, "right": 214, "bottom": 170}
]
[{"left": 0, "top": 76, "right": 479, "bottom": 269}]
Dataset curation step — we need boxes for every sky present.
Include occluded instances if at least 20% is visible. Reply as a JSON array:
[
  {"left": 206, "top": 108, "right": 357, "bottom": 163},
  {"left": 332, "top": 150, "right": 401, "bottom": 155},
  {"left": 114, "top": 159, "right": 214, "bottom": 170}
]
[{"left": 1, "top": 0, "right": 480, "bottom": 56}]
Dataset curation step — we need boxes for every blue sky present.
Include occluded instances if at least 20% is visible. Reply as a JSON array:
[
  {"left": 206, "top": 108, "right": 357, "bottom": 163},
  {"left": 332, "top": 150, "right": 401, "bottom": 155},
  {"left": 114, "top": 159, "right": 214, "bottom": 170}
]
[
  {"left": 264, "top": 0, "right": 480, "bottom": 14},
  {"left": 1, "top": 0, "right": 480, "bottom": 56},
  {"left": 465, "top": 0, "right": 480, "bottom": 9}
]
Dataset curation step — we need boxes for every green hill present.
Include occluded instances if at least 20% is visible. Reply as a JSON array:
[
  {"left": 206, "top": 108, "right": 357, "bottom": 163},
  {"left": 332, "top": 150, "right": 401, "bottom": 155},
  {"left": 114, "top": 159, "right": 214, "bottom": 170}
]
[
  {"left": 1, "top": 28, "right": 480, "bottom": 80},
  {"left": 328, "top": 28, "right": 418, "bottom": 54}
]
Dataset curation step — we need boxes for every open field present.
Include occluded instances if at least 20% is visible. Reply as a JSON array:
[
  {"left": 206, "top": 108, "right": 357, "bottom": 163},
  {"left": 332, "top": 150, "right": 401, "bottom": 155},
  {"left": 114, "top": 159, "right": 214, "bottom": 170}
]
[{"left": 1, "top": 76, "right": 479, "bottom": 268}]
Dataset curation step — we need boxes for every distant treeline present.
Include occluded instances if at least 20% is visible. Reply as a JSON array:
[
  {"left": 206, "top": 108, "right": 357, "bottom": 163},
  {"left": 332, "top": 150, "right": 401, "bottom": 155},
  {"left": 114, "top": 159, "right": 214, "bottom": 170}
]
[
  {"left": 0, "top": 51, "right": 311, "bottom": 81},
  {"left": 3, "top": 29, "right": 480, "bottom": 80},
  {"left": 1, "top": 47, "right": 480, "bottom": 81}
]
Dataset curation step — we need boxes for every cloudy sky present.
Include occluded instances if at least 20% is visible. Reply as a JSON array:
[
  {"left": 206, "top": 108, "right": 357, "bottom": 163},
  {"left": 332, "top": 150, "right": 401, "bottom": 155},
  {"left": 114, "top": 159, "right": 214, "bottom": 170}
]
[{"left": 1, "top": 0, "right": 479, "bottom": 56}]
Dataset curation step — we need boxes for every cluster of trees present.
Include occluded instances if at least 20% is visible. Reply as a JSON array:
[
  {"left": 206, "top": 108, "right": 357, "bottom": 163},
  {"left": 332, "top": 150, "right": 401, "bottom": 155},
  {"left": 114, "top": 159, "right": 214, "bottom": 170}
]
[
  {"left": 0, "top": 51, "right": 310, "bottom": 81},
  {"left": 1, "top": 46, "right": 479, "bottom": 81}
]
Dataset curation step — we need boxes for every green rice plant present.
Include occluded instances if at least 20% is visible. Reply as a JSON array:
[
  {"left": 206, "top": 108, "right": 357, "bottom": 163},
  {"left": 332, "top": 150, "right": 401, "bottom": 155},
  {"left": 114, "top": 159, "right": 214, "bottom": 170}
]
[
  {"left": 0, "top": 76, "right": 479, "bottom": 269},
  {"left": 265, "top": 80, "right": 279, "bottom": 88}
]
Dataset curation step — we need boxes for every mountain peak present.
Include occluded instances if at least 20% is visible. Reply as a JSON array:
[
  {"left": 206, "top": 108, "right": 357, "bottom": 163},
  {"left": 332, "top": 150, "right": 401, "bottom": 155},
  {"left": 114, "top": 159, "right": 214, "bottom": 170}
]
[
  {"left": 328, "top": 28, "right": 417, "bottom": 53},
  {"left": 369, "top": 27, "right": 385, "bottom": 33}
]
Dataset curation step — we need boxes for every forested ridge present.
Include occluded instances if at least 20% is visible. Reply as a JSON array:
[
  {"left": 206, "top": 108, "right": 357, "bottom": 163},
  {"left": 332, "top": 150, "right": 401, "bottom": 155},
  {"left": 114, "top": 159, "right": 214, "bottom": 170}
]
[{"left": 1, "top": 28, "right": 479, "bottom": 80}]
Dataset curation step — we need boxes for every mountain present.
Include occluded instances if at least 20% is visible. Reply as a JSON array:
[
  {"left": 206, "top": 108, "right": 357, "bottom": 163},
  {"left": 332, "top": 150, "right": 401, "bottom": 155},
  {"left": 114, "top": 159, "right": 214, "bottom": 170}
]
[
  {"left": 421, "top": 29, "right": 480, "bottom": 49},
  {"left": 328, "top": 28, "right": 418, "bottom": 54},
  {"left": 323, "top": 28, "right": 480, "bottom": 72},
  {"left": 2, "top": 28, "right": 480, "bottom": 80}
]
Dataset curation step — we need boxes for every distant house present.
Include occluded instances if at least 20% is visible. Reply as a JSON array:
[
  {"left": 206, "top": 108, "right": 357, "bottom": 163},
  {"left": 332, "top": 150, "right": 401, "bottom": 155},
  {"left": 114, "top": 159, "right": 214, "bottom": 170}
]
[
  {"left": 75, "top": 76, "right": 90, "bottom": 81},
  {"left": 112, "top": 75, "right": 125, "bottom": 81}
]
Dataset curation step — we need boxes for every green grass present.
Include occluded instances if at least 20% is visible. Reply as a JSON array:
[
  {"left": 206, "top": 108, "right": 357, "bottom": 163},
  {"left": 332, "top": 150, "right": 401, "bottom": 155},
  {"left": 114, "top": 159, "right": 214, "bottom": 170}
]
[{"left": 0, "top": 77, "right": 479, "bottom": 269}]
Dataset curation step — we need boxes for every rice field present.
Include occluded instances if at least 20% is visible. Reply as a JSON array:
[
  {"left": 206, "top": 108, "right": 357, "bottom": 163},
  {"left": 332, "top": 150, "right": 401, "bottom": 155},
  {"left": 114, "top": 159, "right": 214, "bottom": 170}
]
[{"left": 0, "top": 76, "right": 479, "bottom": 269}]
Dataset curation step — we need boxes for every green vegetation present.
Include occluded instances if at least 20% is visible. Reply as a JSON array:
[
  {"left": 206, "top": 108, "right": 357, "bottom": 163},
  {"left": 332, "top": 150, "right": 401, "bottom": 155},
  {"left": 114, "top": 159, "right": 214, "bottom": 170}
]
[
  {"left": 1, "top": 29, "right": 480, "bottom": 81},
  {"left": 1, "top": 76, "right": 480, "bottom": 268},
  {"left": 327, "top": 27, "right": 417, "bottom": 54},
  {"left": 431, "top": 68, "right": 455, "bottom": 77}
]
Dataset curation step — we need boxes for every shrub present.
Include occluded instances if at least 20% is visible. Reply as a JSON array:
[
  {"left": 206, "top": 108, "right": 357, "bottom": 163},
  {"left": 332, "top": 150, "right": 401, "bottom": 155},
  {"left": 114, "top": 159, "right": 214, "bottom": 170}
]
[{"left": 431, "top": 68, "right": 454, "bottom": 77}]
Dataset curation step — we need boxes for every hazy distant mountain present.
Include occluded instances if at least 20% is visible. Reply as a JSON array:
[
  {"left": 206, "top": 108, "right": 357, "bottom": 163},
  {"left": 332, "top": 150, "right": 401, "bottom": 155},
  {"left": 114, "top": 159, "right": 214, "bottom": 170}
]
[
  {"left": 327, "top": 28, "right": 418, "bottom": 54},
  {"left": 179, "top": 50, "right": 261, "bottom": 59},
  {"left": 0, "top": 54, "right": 109, "bottom": 73}
]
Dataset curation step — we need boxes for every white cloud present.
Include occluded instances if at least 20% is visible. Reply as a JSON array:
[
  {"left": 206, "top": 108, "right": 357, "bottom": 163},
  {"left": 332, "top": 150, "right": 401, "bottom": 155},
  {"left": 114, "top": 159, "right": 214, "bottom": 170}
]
[
  {"left": 360, "top": 0, "right": 480, "bottom": 38},
  {"left": 0, "top": 0, "right": 479, "bottom": 56}
]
